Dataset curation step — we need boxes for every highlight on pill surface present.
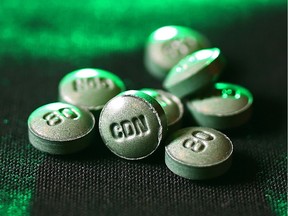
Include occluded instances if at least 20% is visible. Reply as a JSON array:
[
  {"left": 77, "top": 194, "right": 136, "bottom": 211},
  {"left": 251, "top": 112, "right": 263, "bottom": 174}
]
[
  {"left": 163, "top": 47, "right": 224, "bottom": 98},
  {"left": 186, "top": 82, "right": 253, "bottom": 129},
  {"left": 144, "top": 25, "right": 210, "bottom": 80},
  {"left": 59, "top": 68, "right": 126, "bottom": 112},
  {"left": 28, "top": 102, "right": 95, "bottom": 155}
]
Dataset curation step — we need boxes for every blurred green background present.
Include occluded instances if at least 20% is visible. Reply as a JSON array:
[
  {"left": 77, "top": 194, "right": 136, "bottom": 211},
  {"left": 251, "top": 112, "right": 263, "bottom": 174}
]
[{"left": 0, "top": 0, "right": 285, "bottom": 62}]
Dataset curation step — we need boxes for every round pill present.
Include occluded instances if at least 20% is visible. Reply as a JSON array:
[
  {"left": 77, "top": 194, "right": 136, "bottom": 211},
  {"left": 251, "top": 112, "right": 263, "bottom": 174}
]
[
  {"left": 140, "top": 88, "right": 184, "bottom": 131},
  {"left": 186, "top": 82, "right": 253, "bottom": 129},
  {"left": 165, "top": 127, "right": 233, "bottom": 180},
  {"left": 144, "top": 25, "right": 210, "bottom": 80},
  {"left": 99, "top": 90, "right": 167, "bottom": 160},
  {"left": 59, "top": 68, "right": 126, "bottom": 113},
  {"left": 163, "top": 47, "right": 224, "bottom": 98},
  {"left": 28, "top": 102, "right": 95, "bottom": 154}
]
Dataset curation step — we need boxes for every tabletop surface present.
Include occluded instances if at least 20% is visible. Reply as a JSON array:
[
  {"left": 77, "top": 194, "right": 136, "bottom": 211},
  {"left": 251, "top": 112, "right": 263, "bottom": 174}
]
[{"left": 0, "top": 1, "right": 287, "bottom": 216}]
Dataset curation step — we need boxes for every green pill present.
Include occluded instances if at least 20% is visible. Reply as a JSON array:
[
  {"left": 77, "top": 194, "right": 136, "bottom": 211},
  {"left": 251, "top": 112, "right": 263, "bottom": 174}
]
[
  {"left": 59, "top": 68, "right": 126, "bottom": 114},
  {"left": 186, "top": 82, "right": 253, "bottom": 129},
  {"left": 163, "top": 48, "right": 224, "bottom": 98},
  {"left": 144, "top": 25, "right": 210, "bottom": 80},
  {"left": 28, "top": 102, "right": 95, "bottom": 155},
  {"left": 165, "top": 127, "right": 233, "bottom": 180},
  {"left": 140, "top": 88, "right": 184, "bottom": 131},
  {"left": 99, "top": 90, "right": 167, "bottom": 160}
]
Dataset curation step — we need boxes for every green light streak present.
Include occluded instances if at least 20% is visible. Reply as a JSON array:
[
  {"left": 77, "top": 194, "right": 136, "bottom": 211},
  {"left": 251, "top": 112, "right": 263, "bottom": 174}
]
[
  {"left": 141, "top": 88, "right": 159, "bottom": 98},
  {"left": 0, "top": 134, "right": 45, "bottom": 216},
  {"left": 264, "top": 154, "right": 287, "bottom": 216},
  {"left": 141, "top": 88, "right": 168, "bottom": 107},
  {"left": 0, "top": 0, "right": 285, "bottom": 61},
  {"left": 215, "top": 83, "right": 253, "bottom": 102},
  {"left": 0, "top": 190, "right": 32, "bottom": 216},
  {"left": 265, "top": 190, "right": 287, "bottom": 216}
]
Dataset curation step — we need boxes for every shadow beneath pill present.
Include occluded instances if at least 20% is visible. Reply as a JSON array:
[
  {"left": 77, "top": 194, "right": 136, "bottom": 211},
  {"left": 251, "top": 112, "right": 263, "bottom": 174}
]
[
  {"left": 52, "top": 130, "right": 114, "bottom": 161},
  {"left": 82, "top": 131, "right": 115, "bottom": 159},
  {"left": 250, "top": 97, "right": 286, "bottom": 133},
  {"left": 221, "top": 96, "right": 286, "bottom": 139},
  {"left": 192, "top": 151, "right": 258, "bottom": 186},
  {"left": 181, "top": 93, "right": 287, "bottom": 140},
  {"left": 218, "top": 152, "right": 258, "bottom": 184},
  {"left": 181, "top": 110, "right": 199, "bottom": 128},
  {"left": 140, "top": 143, "right": 166, "bottom": 165}
]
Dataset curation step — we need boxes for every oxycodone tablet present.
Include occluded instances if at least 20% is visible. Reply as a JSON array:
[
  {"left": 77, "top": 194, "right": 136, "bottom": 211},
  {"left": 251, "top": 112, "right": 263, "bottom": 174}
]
[
  {"left": 59, "top": 68, "right": 126, "bottom": 114},
  {"left": 163, "top": 48, "right": 224, "bottom": 98},
  {"left": 28, "top": 102, "right": 95, "bottom": 154},
  {"left": 144, "top": 25, "right": 210, "bottom": 80},
  {"left": 165, "top": 127, "right": 233, "bottom": 180},
  {"left": 186, "top": 82, "right": 253, "bottom": 129},
  {"left": 99, "top": 90, "right": 167, "bottom": 160},
  {"left": 141, "top": 88, "right": 184, "bottom": 131}
]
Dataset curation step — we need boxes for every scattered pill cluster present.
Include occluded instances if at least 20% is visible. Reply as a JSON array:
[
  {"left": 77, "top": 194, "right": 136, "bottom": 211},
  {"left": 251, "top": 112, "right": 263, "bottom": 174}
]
[{"left": 28, "top": 25, "right": 253, "bottom": 180}]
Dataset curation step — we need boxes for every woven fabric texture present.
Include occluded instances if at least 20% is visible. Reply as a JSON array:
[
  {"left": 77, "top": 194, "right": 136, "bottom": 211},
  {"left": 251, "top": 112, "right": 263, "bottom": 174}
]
[{"left": 0, "top": 1, "right": 286, "bottom": 216}]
